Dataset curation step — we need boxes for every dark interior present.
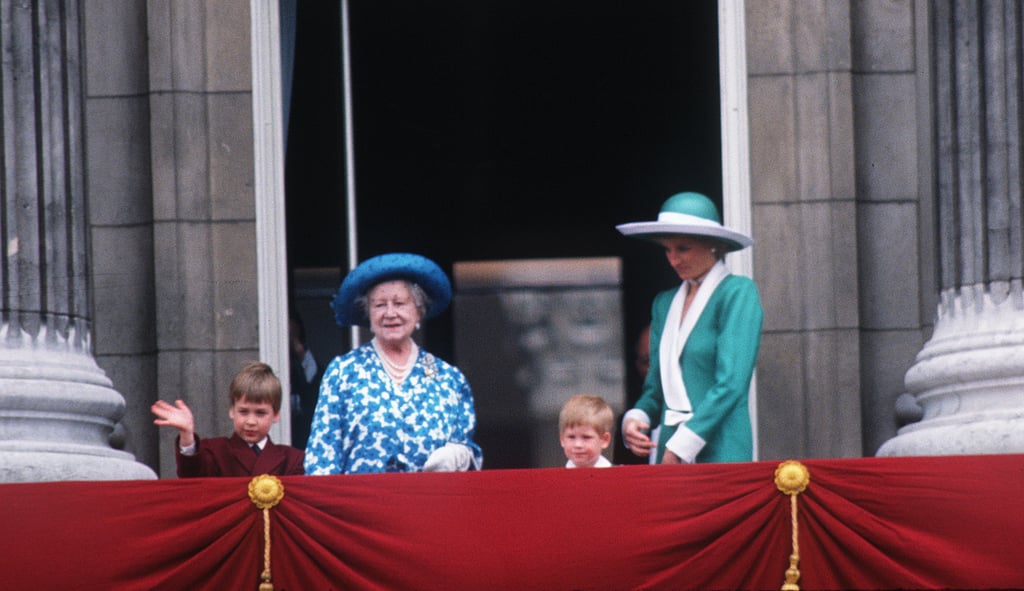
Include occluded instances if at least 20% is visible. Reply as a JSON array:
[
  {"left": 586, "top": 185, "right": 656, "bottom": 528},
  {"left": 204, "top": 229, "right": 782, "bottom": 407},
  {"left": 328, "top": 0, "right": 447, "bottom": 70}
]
[{"left": 285, "top": 0, "right": 722, "bottom": 464}]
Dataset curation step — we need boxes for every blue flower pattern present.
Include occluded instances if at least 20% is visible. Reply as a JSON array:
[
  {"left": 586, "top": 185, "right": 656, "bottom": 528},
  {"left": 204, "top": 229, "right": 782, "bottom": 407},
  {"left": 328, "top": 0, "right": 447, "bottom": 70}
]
[{"left": 304, "top": 343, "right": 482, "bottom": 474}]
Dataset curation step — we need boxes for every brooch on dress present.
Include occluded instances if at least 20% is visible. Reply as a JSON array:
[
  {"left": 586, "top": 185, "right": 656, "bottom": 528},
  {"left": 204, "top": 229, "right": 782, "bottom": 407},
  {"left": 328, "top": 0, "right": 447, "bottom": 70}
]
[{"left": 423, "top": 353, "right": 437, "bottom": 380}]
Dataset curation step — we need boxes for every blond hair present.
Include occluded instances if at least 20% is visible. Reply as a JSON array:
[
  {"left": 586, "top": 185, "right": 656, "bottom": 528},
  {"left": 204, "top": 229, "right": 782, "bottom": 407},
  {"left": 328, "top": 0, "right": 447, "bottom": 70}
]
[
  {"left": 559, "top": 394, "right": 614, "bottom": 436},
  {"left": 229, "top": 361, "right": 283, "bottom": 412}
]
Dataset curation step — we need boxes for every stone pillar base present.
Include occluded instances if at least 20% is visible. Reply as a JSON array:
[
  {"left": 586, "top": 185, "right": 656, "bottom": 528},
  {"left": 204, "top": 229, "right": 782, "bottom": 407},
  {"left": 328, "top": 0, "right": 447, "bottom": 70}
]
[
  {"left": 0, "top": 336, "right": 157, "bottom": 482},
  {"left": 877, "top": 413, "right": 1024, "bottom": 457},
  {"left": 0, "top": 444, "right": 156, "bottom": 482},
  {"left": 878, "top": 282, "right": 1024, "bottom": 457}
]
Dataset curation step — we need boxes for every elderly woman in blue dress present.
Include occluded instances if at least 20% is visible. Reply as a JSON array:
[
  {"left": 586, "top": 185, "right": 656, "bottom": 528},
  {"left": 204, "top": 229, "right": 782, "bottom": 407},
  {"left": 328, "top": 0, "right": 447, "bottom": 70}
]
[
  {"left": 304, "top": 253, "right": 482, "bottom": 474},
  {"left": 617, "top": 192, "right": 763, "bottom": 464}
]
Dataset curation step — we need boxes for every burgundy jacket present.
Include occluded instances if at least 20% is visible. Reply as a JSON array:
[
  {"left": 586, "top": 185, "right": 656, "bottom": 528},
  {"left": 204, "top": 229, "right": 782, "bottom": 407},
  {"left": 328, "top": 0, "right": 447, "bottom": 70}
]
[{"left": 175, "top": 433, "right": 305, "bottom": 478}]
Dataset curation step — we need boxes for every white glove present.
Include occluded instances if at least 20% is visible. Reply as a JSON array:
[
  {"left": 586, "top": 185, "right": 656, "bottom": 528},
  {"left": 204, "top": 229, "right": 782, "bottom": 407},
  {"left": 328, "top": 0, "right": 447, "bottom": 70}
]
[{"left": 422, "top": 443, "right": 474, "bottom": 472}]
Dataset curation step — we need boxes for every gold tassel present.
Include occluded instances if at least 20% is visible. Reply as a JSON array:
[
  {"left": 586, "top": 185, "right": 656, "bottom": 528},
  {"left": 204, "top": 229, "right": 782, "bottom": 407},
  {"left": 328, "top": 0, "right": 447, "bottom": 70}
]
[
  {"left": 774, "top": 461, "right": 810, "bottom": 591},
  {"left": 249, "top": 474, "right": 285, "bottom": 591}
]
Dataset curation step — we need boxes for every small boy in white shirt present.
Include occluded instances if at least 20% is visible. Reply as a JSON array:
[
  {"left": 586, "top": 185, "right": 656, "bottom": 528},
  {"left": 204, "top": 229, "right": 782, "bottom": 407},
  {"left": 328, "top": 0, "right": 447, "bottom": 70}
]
[{"left": 559, "top": 394, "right": 614, "bottom": 468}]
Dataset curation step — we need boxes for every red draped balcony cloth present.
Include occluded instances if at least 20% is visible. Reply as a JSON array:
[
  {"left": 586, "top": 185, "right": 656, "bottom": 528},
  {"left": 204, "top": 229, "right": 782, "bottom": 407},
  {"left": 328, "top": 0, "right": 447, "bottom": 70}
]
[{"left": 2, "top": 454, "right": 1021, "bottom": 590}]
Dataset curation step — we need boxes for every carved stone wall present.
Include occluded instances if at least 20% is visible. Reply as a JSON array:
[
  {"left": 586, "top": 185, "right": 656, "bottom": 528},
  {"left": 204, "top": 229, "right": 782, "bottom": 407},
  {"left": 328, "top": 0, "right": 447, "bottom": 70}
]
[{"left": 454, "top": 258, "right": 624, "bottom": 469}]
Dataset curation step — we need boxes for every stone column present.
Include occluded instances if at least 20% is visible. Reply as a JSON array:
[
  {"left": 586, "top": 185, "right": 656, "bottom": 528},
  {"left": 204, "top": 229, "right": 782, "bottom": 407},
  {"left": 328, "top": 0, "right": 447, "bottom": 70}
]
[
  {"left": 745, "top": 2, "right": 864, "bottom": 459},
  {"left": 879, "top": 1, "right": 1024, "bottom": 456},
  {"left": 0, "top": 0, "right": 155, "bottom": 481}
]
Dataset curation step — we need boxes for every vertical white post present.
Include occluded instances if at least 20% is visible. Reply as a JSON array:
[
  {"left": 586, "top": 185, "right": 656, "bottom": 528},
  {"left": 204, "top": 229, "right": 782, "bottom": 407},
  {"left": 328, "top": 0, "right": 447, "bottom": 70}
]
[
  {"left": 718, "top": 0, "right": 758, "bottom": 459},
  {"left": 341, "top": 0, "right": 362, "bottom": 349},
  {"left": 251, "top": 0, "right": 292, "bottom": 443},
  {"left": 718, "top": 0, "right": 753, "bottom": 279}
]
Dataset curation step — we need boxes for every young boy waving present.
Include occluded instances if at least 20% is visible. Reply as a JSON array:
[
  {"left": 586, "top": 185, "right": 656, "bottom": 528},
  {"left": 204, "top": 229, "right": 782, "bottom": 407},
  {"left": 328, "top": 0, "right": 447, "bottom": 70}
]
[{"left": 151, "top": 361, "right": 305, "bottom": 477}]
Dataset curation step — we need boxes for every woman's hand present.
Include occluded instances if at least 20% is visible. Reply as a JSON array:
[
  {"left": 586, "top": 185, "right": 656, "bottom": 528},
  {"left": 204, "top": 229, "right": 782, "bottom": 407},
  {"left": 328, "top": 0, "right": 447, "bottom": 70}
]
[
  {"left": 660, "top": 449, "right": 682, "bottom": 464},
  {"left": 423, "top": 443, "right": 473, "bottom": 472},
  {"left": 623, "top": 418, "right": 656, "bottom": 458}
]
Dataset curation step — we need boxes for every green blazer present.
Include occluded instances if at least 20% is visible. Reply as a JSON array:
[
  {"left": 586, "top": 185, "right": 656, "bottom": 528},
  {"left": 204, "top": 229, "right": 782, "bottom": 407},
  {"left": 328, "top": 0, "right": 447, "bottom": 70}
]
[{"left": 636, "top": 274, "right": 763, "bottom": 463}]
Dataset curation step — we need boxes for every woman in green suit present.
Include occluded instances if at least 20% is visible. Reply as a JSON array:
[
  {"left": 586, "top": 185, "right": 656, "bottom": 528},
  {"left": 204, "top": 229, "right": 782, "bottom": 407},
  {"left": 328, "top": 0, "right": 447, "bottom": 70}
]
[{"left": 617, "top": 192, "right": 763, "bottom": 464}]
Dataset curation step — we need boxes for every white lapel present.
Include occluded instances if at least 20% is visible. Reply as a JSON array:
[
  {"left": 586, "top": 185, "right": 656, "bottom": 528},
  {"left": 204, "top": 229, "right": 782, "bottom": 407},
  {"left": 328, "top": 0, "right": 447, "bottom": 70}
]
[{"left": 659, "top": 261, "right": 729, "bottom": 425}]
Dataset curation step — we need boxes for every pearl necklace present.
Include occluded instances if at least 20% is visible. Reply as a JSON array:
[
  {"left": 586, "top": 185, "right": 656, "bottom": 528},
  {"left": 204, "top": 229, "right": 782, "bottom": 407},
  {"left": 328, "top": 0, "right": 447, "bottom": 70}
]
[{"left": 372, "top": 338, "right": 418, "bottom": 384}]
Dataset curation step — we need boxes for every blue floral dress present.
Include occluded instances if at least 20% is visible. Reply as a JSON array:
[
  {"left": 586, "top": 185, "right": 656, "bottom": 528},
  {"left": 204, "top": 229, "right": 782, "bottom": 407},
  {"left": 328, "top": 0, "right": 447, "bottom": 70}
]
[{"left": 304, "top": 342, "right": 483, "bottom": 474}]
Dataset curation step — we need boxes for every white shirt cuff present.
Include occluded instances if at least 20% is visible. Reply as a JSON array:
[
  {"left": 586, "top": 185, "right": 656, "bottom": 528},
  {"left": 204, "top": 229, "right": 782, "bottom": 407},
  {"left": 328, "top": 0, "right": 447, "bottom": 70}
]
[
  {"left": 179, "top": 442, "right": 197, "bottom": 456},
  {"left": 664, "top": 426, "right": 705, "bottom": 464}
]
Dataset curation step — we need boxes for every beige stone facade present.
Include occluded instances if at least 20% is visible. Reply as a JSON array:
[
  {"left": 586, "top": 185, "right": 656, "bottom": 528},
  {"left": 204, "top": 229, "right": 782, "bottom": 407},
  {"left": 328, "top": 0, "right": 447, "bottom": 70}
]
[
  {"left": 41, "top": 1, "right": 1016, "bottom": 478},
  {"left": 747, "top": 1, "right": 932, "bottom": 459},
  {"left": 84, "top": 2, "right": 262, "bottom": 475}
]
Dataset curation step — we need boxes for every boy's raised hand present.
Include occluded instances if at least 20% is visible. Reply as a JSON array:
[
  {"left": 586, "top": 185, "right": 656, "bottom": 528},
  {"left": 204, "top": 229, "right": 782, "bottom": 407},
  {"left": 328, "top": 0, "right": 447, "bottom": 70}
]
[{"left": 151, "top": 399, "right": 196, "bottom": 447}]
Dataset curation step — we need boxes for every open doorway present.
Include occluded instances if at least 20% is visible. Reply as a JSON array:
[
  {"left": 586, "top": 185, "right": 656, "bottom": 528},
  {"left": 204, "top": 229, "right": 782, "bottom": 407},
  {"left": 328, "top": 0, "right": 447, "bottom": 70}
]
[{"left": 284, "top": 1, "right": 722, "bottom": 466}]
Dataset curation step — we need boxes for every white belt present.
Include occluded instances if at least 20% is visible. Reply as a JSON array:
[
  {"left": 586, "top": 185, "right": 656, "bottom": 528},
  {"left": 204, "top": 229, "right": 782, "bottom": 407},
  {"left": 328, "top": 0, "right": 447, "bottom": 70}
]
[{"left": 664, "top": 409, "right": 693, "bottom": 427}]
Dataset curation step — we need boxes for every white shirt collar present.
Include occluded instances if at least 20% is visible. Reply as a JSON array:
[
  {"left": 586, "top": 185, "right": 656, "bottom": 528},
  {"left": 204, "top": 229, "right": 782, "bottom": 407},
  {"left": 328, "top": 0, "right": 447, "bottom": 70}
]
[{"left": 565, "top": 456, "right": 612, "bottom": 468}]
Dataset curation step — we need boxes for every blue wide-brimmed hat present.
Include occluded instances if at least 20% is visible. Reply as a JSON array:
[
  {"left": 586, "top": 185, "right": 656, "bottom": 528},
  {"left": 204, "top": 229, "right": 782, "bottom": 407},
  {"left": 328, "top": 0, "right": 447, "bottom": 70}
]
[
  {"left": 331, "top": 253, "right": 452, "bottom": 327},
  {"left": 616, "top": 191, "right": 753, "bottom": 252}
]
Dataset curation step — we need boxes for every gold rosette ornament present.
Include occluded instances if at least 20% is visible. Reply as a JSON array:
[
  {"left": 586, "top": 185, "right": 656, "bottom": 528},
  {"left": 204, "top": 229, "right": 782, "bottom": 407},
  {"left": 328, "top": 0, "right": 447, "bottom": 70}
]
[
  {"left": 774, "top": 461, "right": 810, "bottom": 591},
  {"left": 249, "top": 474, "right": 285, "bottom": 509},
  {"left": 775, "top": 460, "right": 810, "bottom": 496},
  {"left": 248, "top": 474, "right": 285, "bottom": 591}
]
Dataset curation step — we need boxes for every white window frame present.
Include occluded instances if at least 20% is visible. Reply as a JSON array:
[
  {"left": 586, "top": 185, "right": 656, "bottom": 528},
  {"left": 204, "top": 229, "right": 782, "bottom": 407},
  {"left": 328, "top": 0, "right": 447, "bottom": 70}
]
[
  {"left": 251, "top": 0, "right": 291, "bottom": 443},
  {"left": 717, "top": 0, "right": 757, "bottom": 459}
]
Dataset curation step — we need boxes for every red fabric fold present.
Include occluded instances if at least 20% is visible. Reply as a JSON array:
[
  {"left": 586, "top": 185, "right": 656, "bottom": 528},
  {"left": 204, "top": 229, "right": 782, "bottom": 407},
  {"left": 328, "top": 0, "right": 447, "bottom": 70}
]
[{"left": 2, "top": 455, "right": 1021, "bottom": 590}]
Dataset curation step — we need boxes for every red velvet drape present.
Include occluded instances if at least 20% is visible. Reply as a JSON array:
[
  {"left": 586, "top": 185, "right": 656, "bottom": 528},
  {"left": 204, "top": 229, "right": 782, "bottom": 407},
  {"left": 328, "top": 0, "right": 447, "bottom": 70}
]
[{"left": 3, "top": 454, "right": 1022, "bottom": 590}]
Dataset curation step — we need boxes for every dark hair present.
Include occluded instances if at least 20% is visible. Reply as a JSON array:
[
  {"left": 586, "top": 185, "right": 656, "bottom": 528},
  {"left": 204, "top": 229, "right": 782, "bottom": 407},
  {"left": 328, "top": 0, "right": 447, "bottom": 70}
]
[{"left": 289, "top": 309, "right": 307, "bottom": 344}]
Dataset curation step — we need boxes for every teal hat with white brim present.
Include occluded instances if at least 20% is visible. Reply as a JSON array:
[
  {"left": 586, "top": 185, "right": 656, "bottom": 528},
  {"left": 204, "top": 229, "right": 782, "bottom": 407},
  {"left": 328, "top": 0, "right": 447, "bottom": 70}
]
[{"left": 615, "top": 191, "right": 752, "bottom": 252}]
